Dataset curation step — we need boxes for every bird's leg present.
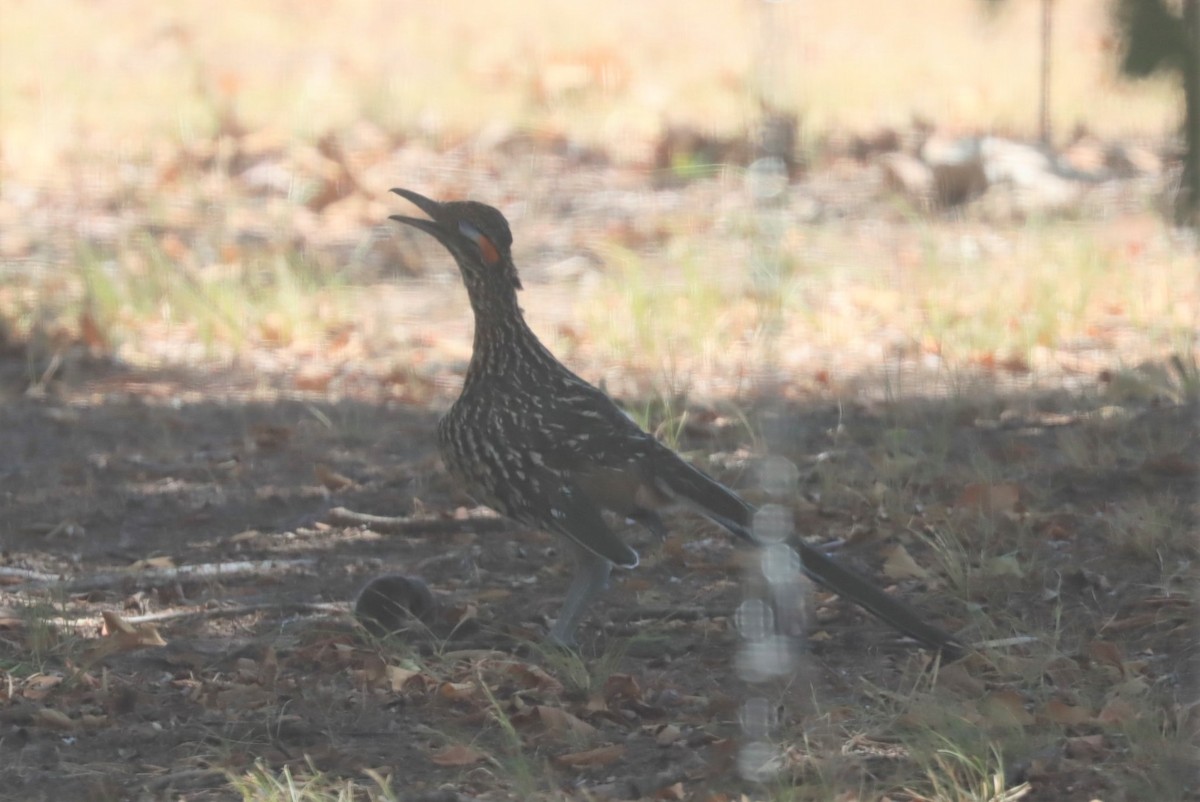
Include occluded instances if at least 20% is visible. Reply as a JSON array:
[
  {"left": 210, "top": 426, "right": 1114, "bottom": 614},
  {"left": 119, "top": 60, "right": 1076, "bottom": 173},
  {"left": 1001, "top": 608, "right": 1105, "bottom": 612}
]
[{"left": 548, "top": 543, "right": 613, "bottom": 647}]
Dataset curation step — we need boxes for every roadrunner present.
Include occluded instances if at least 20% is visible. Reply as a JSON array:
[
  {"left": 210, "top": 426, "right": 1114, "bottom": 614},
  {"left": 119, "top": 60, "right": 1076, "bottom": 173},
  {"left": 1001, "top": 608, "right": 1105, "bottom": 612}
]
[{"left": 390, "top": 188, "right": 962, "bottom": 658}]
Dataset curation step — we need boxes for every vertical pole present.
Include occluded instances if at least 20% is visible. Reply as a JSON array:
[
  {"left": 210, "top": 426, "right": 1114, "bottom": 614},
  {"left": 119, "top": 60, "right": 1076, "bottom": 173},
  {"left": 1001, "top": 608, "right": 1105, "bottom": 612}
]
[
  {"left": 1040, "top": 0, "right": 1054, "bottom": 145},
  {"left": 1182, "top": 0, "right": 1200, "bottom": 226}
]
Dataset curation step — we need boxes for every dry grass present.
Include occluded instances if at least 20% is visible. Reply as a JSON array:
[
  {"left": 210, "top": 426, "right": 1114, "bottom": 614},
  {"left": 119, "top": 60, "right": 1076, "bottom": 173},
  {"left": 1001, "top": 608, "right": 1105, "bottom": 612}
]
[
  {"left": 0, "top": 0, "right": 1179, "bottom": 184},
  {"left": 0, "top": 3, "right": 1196, "bottom": 802}
]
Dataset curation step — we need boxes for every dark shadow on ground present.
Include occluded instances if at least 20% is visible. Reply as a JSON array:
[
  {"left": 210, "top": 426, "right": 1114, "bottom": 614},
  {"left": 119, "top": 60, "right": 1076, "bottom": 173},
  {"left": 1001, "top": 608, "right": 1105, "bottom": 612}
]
[{"left": 1, "top": 347, "right": 1196, "bottom": 801}]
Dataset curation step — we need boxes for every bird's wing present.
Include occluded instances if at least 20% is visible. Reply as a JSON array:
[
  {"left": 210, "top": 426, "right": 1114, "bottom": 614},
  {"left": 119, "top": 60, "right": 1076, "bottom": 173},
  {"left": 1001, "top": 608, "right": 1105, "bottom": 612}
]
[
  {"left": 536, "top": 478, "right": 640, "bottom": 568},
  {"left": 439, "top": 402, "right": 639, "bottom": 568},
  {"left": 523, "top": 376, "right": 755, "bottom": 532},
  {"left": 494, "top": 460, "right": 639, "bottom": 567}
]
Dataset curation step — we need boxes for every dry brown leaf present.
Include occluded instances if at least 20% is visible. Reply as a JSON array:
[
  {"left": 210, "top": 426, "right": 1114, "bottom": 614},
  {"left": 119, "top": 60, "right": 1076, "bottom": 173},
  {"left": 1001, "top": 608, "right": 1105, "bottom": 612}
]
[
  {"left": 294, "top": 365, "right": 335, "bottom": 392},
  {"left": 662, "top": 534, "right": 688, "bottom": 561},
  {"left": 438, "top": 681, "right": 477, "bottom": 701},
  {"left": 882, "top": 545, "right": 929, "bottom": 581},
  {"left": 1041, "top": 698, "right": 1093, "bottom": 726},
  {"left": 214, "top": 685, "right": 274, "bottom": 709},
  {"left": 79, "top": 309, "right": 108, "bottom": 350},
  {"left": 388, "top": 666, "right": 425, "bottom": 692},
  {"left": 1043, "top": 656, "right": 1084, "bottom": 689},
  {"left": 982, "top": 553, "right": 1024, "bottom": 579},
  {"left": 584, "top": 694, "right": 608, "bottom": 714},
  {"left": 1100, "top": 612, "right": 1159, "bottom": 633},
  {"left": 537, "top": 705, "right": 598, "bottom": 737},
  {"left": 654, "top": 723, "right": 684, "bottom": 745},
  {"left": 98, "top": 611, "right": 167, "bottom": 653},
  {"left": 22, "top": 675, "right": 63, "bottom": 701},
  {"left": 314, "top": 463, "right": 354, "bottom": 491},
  {"left": 234, "top": 657, "right": 259, "bottom": 681},
  {"left": 508, "top": 662, "right": 564, "bottom": 694},
  {"left": 1064, "top": 734, "right": 1107, "bottom": 760},
  {"left": 655, "top": 782, "right": 686, "bottom": 800},
  {"left": 1097, "top": 697, "right": 1138, "bottom": 725},
  {"left": 603, "top": 673, "right": 642, "bottom": 702},
  {"left": 553, "top": 743, "right": 624, "bottom": 768},
  {"left": 1141, "top": 453, "right": 1199, "bottom": 476},
  {"left": 955, "top": 482, "right": 1022, "bottom": 515},
  {"left": 1086, "top": 640, "right": 1126, "bottom": 676},
  {"left": 936, "top": 662, "right": 986, "bottom": 697},
  {"left": 129, "top": 556, "right": 175, "bottom": 570},
  {"left": 229, "top": 530, "right": 263, "bottom": 544},
  {"left": 429, "top": 744, "right": 489, "bottom": 767},
  {"left": 978, "top": 689, "right": 1034, "bottom": 729},
  {"left": 80, "top": 713, "right": 109, "bottom": 730},
  {"left": 250, "top": 424, "right": 292, "bottom": 449},
  {"left": 34, "top": 708, "right": 79, "bottom": 732},
  {"left": 260, "top": 647, "right": 278, "bottom": 685}
]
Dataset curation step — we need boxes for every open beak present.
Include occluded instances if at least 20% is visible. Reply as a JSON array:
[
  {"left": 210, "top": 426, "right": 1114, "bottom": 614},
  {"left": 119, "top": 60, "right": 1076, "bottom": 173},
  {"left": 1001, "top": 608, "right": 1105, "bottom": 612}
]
[{"left": 389, "top": 188, "right": 447, "bottom": 241}]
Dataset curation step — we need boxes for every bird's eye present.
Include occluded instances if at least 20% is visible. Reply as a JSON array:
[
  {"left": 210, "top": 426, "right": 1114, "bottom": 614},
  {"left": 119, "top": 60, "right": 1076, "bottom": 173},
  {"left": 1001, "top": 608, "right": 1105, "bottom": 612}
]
[{"left": 458, "top": 221, "right": 500, "bottom": 266}]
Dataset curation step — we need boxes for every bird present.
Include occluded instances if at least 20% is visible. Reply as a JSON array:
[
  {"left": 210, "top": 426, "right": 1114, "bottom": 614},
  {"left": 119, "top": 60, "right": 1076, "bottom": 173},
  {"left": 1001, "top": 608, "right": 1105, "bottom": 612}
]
[{"left": 389, "top": 188, "right": 963, "bottom": 659}]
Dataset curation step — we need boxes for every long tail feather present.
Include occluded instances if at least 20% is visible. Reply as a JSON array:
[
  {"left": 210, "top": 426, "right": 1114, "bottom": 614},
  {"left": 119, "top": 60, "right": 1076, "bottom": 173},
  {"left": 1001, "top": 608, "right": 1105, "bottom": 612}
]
[{"left": 654, "top": 451, "right": 963, "bottom": 658}]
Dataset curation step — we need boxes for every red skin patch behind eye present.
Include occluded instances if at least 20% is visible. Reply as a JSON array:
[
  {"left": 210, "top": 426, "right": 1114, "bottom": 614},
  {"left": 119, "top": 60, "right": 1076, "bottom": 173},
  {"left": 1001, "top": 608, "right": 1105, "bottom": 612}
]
[{"left": 477, "top": 235, "right": 500, "bottom": 265}]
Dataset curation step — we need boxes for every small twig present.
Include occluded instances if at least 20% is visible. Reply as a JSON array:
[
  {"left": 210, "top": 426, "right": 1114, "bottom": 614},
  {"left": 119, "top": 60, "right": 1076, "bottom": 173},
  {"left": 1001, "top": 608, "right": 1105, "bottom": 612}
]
[
  {"left": 0, "top": 566, "right": 62, "bottom": 582},
  {"left": 9, "top": 558, "right": 317, "bottom": 593},
  {"left": 608, "top": 606, "right": 723, "bottom": 622},
  {"left": 124, "top": 600, "right": 345, "bottom": 625},
  {"left": 328, "top": 506, "right": 511, "bottom": 535}
]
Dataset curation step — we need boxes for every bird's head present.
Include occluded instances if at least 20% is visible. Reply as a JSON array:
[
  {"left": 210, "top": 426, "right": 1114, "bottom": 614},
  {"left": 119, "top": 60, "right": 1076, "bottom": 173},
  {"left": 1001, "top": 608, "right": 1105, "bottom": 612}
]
[{"left": 390, "top": 188, "right": 522, "bottom": 293}]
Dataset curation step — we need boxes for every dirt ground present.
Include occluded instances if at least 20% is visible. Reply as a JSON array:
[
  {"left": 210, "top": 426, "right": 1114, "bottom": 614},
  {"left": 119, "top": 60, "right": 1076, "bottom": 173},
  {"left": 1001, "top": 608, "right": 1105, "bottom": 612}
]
[{"left": 1, "top": 322, "right": 1196, "bottom": 801}]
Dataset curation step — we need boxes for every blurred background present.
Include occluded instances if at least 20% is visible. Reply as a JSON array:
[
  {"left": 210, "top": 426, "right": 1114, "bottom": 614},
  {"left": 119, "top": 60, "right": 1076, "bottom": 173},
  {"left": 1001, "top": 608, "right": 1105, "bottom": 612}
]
[
  {"left": 1, "top": 2, "right": 1198, "bottom": 800},
  {"left": 1, "top": 0, "right": 1194, "bottom": 399}
]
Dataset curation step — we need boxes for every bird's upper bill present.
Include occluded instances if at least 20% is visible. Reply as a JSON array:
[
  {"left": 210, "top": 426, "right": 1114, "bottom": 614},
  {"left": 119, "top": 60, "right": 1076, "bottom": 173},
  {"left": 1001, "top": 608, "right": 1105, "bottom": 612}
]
[
  {"left": 388, "top": 187, "right": 448, "bottom": 240},
  {"left": 389, "top": 187, "right": 509, "bottom": 270}
]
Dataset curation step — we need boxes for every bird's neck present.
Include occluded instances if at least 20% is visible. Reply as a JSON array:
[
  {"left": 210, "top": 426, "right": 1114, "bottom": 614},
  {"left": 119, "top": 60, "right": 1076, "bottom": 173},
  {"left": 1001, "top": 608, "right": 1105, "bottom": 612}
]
[{"left": 464, "top": 286, "right": 558, "bottom": 381}]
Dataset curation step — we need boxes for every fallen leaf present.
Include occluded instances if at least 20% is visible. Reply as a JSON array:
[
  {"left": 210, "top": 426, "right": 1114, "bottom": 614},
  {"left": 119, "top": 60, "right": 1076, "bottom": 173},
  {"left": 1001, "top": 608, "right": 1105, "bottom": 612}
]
[
  {"left": 79, "top": 309, "right": 108, "bottom": 350},
  {"left": 1097, "top": 697, "right": 1138, "bottom": 725},
  {"left": 93, "top": 611, "right": 167, "bottom": 657},
  {"left": 537, "top": 705, "right": 598, "bottom": 737},
  {"left": 1041, "top": 698, "right": 1093, "bottom": 726},
  {"left": 129, "top": 556, "right": 175, "bottom": 570},
  {"left": 982, "top": 553, "right": 1024, "bottom": 579},
  {"left": 1086, "top": 641, "right": 1125, "bottom": 676},
  {"left": 655, "top": 782, "right": 686, "bottom": 800},
  {"left": 603, "top": 673, "right": 642, "bottom": 702},
  {"left": 654, "top": 723, "right": 684, "bottom": 745},
  {"left": 388, "top": 666, "right": 425, "bottom": 692},
  {"left": 1141, "top": 453, "right": 1198, "bottom": 476},
  {"left": 508, "top": 662, "right": 564, "bottom": 694},
  {"left": 34, "top": 708, "right": 79, "bottom": 732},
  {"left": 955, "top": 483, "right": 1022, "bottom": 515},
  {"left": 314, "top": 464, "right": 354, "bottom": 491},
  {"left": 937, "top": 662, "right": 986, "bottom": 697},
  {"left": 883, "top": 545, "right": 929, "bottom": 581},
  {"left": 1064, "top": 734, "right": 1107, "bottom": 760},
  {"left": 553, "top": 743, "right": 624, "bottom": 768},
  {"left": 429, "top": 744, "right": 489, "bottom": 767},
  {"left": 22, "top": 675, "right": 63, "bottom": 701},
  {"left": 978, "top": 689, "right": 1034, "bottom": 729},
  {"left": 438, "top": 681, "right": 477, "bottom": 701},
  {"left": 250, "top": 424, "right": 292, "bottom": 449},
  {"left": 214, "top": 686, "right": 274, "bottom": 709},
  {"left": 294, "top": 365, "right": 334, "bottom": 392}
]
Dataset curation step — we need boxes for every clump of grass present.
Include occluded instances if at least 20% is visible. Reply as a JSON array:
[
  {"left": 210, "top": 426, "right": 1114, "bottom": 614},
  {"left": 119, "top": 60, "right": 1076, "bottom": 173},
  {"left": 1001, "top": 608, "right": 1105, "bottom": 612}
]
[
  {"left": 228, "top": 757, "right": 398, "bottom": 802},
  {"left": 65, "top": 235, "right": 355, "bottom": 363},
  {"left": 910, "top": 738, "right": 1029, "bottom": 802}
]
